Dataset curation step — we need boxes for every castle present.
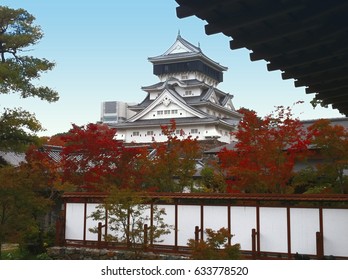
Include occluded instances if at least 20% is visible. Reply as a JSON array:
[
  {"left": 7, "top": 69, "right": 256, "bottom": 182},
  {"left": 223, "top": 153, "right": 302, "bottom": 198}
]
[{"left": 103, "top": 34, "right": 241, "bottom": 144}]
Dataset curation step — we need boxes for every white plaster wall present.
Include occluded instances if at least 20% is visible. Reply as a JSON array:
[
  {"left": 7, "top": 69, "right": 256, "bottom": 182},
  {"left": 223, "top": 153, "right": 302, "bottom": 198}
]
[
  {"left": 259, "top": 207, "right": 288, "bottom": 253},
  {"left": 65, "top": 203, "right": 84, "bottom": 240},
  {"left": 230, "top": 206, "right": 256, "bottom": 251},
  {"left": 153, "top": 205, "right": 176, "bottom": 246},
  {"left": 106, "top": 204, "right": 151, "bottom": 243},
  {"left": 142, "top": 103, "right": 193, "bottom": 120},
  {"left": 177, "top": 205, "right": 201, "bottom": 246},
  {"left": 114, "top": 122, "right": 232, "bottom": 143},
  {"left": 175, "top": 87, "right": 201, "bottom": 97},
  {"left": 122, "top": 124, "right": 214, "bottom": 143},
  {"left": 106, "top": 213, "right": 120, "bottom": 240},
  {"left": 64, "top": 202, "right": 348, "bottom": 257},
  {"left": 85, "top": 203, "right": 103, "bottom": 241},
  {"left": 203, "top": 206, "right": 228, "bottom": 239},
  {"left": 290, "top": 208, "right": 319, "bottom": 255},
  {"left": 323, "top": 208, "right": 348, "bottom": 257}
]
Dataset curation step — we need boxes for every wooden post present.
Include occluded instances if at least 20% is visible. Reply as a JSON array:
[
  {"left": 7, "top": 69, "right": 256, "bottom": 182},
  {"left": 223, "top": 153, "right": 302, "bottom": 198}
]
[
  {"left": 195, "top": 226, "right": 200, "bottom": 241},
  {"left": 144, "top": 224, "right": 148, "bottom": 251},
  {"left": 97, "top": 222, "right": 107, "bottom": 249},
  {"left": 194, "top": 226, "right": 200, "bottom": 248},
  {"left": 55, "top": 217, "right": 62, "bottom": 246},
  {"left": 252, "top": 228, "right": 257, "bottom": 259},
  {"left": 316, "top": 231, "right": 324, "bottom": 259},
  {"left": 97, "top": 222, "right": 102, "bottom": 248}
]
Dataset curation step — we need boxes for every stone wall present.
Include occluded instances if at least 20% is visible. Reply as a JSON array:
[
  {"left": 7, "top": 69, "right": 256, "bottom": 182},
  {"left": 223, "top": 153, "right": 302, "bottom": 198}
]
[{"left": 47, "top": 246, "right": 188, "bottom": 260}]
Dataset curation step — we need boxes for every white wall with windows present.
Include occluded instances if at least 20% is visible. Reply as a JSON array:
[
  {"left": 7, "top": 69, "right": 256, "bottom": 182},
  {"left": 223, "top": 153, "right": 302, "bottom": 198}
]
[{"left": 114, "top": 124, "right": 232, "bottom": 143}]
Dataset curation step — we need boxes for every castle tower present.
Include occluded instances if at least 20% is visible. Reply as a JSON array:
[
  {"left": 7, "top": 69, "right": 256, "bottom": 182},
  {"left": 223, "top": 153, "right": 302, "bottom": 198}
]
[{"left": 111, "top": 34, "right": 241, "bottom": 144}]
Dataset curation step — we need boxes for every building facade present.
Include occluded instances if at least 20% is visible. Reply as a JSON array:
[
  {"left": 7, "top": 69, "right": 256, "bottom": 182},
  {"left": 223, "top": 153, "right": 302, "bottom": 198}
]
[
  {"left": 107, "top": 34, "right": 241, "bottom": 144},
  {"left": 100, "top": 101, "right": 136, "bottom": 124}
]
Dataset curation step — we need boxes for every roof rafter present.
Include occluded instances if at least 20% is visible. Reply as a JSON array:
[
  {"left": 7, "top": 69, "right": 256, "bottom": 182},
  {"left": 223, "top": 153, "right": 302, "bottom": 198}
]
[{"left": 175, "top": 0, "right": 348, "bottom": 115}]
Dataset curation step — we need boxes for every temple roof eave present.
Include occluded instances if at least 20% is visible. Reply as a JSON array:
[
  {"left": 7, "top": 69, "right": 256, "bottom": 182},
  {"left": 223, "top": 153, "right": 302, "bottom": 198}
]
[
  {"left": 141, "top": 78, "right": 209, "bottom": 92},
  {"left": 110, "top": 117, "right": 236, "bottom": 130},
  {"left": 192, "top": 102, "right": 242, "bottom": 118},
  {"left": 148, "top": 52, "right": 228, "bottom": 72}
]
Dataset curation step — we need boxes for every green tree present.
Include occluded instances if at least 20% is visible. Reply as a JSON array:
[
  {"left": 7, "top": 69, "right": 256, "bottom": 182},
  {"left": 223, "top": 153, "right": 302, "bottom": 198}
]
[
  {"left": 0, "top": 107, "right": 43, "bottom": 152},
  {"left": 89, "top": 188, "right": 172, "bottom": 258},
  {"left": 0, "top": 6, "right": 58, "bottom": 151},
  {"left": 199, "top": 166, "right": 226, "bottom": 193},
  {"left": 0, "top": 165, "right": 51, "bottom": 259}
]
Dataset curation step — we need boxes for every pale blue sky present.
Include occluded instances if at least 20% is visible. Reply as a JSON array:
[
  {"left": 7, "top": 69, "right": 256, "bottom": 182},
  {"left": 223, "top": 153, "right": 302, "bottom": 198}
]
[{"left": 1, "top": 0, "right": 343, "bottom": 136}]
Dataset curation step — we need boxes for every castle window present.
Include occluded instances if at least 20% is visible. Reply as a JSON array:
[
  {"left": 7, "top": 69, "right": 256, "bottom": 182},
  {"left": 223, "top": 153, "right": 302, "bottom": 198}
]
[
  {"left": 164, "top": 110, "right": 170, "bottom": 115},
  {"left": 191, "top": 129, "right": 198, "bottom": 134},
  {"left": 184, "top": 90, "right": 193, "bottom": 96},
  {"left": 132, "top": 131, "right": 140, "bottom": 136},
  {"left": 171, "top": 109, "right": 178, "bottom": 114},
  {"left": 157, "top": 110, "right": 163, "bottom": 115},
  {"left": 147, "top": 131, "right": 154, "bottom": 136}
]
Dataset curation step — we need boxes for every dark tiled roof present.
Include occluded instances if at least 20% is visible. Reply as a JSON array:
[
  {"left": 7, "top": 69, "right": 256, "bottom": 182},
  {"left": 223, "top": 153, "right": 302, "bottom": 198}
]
[
  {"left": 300, "top": 117, "right": 348, "bottom": 129},
  {"left": 148, "top": 34, "right": 228, "bottom": 71},
  {"left": 111, "top": 116, "right": 236, "bottom": 129},
  {"left": 40, "top": 145, "right": 63, "bottom": 163}
]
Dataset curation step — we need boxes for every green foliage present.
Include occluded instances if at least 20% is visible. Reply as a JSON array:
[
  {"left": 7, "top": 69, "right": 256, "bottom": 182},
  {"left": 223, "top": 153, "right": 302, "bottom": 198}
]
[
  {"left": 291, "top": 166, "right": 334, "bottom": 194},
  {"left": 0, "top": 107, "right": 43, "bottom": 152},
  {"left": 199, "top": 166, "right": 226, "bottom": 192},
  {"left": 306, "top": 119, "right": 348, "bottom": 193},
  {"left": 188, "top": 227, "right": 241, "bottom": 260},
  {"left": 0, "top": 165, "right": 51, "bottom": 259},
  {"left": 310, "top": 97, "right": 328, "bottom": 109},
  {"left": 89, "top": 188, "right": 173, "bottom": 258},
  {"left": 0, "top": 6, "right": 58, "bottom": 151},
  {"left": 0, "top": 6, "right": 58, "bottom": 102}
]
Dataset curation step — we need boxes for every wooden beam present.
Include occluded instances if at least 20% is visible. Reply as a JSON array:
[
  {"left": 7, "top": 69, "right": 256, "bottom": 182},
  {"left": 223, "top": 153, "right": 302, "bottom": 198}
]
[
  {"left": 205, "top": 2, "right": 304, "bottom": 35},
  {"left": 250, "top": 38, "right": 337, "bottom": 62},
  {"left": 332, "top": 101, "right": 348, "bottom": 110},
  {"left": 176, "top": 0, "right": 231, "bottom": 19},
  {"left": 251, "top": 21, "right": 348, "bottom": 62},
  {"left": 282, "top": 58, "right": 348, "bottom": 80},
  {"left": 321, "top": 93, "right": 348, "bottom": 106},
  {"left": 267, "top": 46, "right": 348, "bottom": 71},
  {"left": 316, "top": 88, "right": 348, "bottom": 100},
  {"left": 306, "top": 80, "right": 348, "bottom": 94},
  {"left": 294, "top": 68, "right": 348, "bottom": 87},
  {"left": 230, "top": 22, "right": 319, "bottom": 50}
]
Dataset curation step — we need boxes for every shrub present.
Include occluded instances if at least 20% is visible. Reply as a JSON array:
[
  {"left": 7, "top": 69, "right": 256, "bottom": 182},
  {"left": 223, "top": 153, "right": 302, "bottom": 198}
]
[{"left": 188, "top": 227, "right": 241, "bottom": 260}]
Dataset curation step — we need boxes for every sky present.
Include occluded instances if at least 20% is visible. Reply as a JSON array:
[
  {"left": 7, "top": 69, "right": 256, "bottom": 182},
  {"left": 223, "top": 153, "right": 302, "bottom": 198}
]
[{"left": 1, "top": 0, "right": 344, "bottom": 137}]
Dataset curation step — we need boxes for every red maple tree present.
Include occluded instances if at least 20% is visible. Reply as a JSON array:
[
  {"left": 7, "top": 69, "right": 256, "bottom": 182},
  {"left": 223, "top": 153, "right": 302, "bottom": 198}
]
[
  {"left": 60, "top": 123, "right": 148, "bottom": 191},
  {"left": 218, "top": 106, "right": 310, "bottom": 193},
  {"left": 144, "top": 119, "right": 200, "bottom": 192}
]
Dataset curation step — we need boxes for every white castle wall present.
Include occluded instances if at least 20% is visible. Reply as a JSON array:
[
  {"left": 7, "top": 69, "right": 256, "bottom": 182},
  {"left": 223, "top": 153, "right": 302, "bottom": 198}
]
[{"left": 115, "top": 124, "right": 231, "bottom": 143}]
